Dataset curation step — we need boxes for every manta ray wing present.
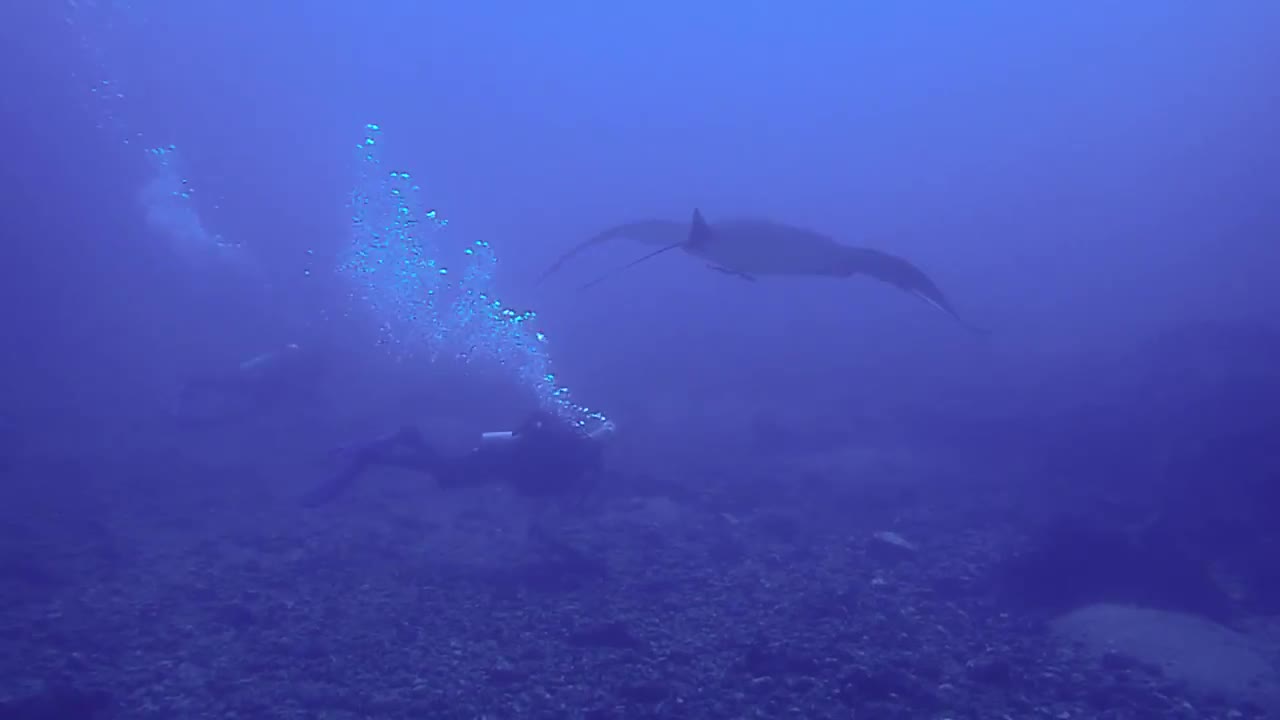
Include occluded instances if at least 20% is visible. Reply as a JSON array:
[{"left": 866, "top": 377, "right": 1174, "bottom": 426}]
[
  {"left": 695, "top": 212, "right": 988, "bottom": 335},
  {"left": 546, "top": 210, "right": 987, "bottom": 335},
  {"left": 536, "top": 219, "right": 685, "bottom": 284},
  {"left": 840, "top": 247, "right": 989, "bottom": 335}
]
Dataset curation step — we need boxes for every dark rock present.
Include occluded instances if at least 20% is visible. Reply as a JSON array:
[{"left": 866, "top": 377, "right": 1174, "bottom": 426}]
[
  {"left": 1200, "top": 689, "right": 1228, "bottom": 708},
  {"left": 966, "top": 655, "right": 1013, "bottom": 686},
  {"left": 839, "top": 666, "right": 922, "bottom": 706},
  {"left": 662, "top": 649, "right": 697, "bottom": 667},
  {"left": 1085, "top": 682, "right": 1130, "bottom": 711},
  {"left": 213, "top": 601, "right": 257, "bottom": 628},
  {"left": 1100, "top": 649, "right": 1139, "bottom": 672},
  {"left": 566, "top": 621, "right": 644, "bottom": 650},
  {"left": 486, "top": 667, "right": 529, "bottom": 686},
  {"left": 583, "top": 706, "right": 620, "bottom": 720},
  {"left": 617, "top": 681, "right": 670, "bottom": 704},
  {"left": 753, "top": 513, "right": 802, "bottom": 543},
  {"left": 707, "top": 538, "right": 747, "bottom": 565},
  {"left": 527, "top": 527, "right": 609, "bottom": 579},
  {"left": 0, "top": 555, "right": 63, "bottom": 589},
  {"left": 914, "top": 657, "right": 945, "bottom": 683},
  {"left": 929, "top": 573, "right": 974, "bottom": 598},
  {"left": 0, "top": 686, "right": 113, "bottom": 720},
  {"left": 991, "top": 516, "right": 1235, "bottom": 621},
  {"left": 742, "top": 642, "right": 821, "bottom": 677},
  {"left": 795, "top": 589, "right": 857, "bottom": 622}
]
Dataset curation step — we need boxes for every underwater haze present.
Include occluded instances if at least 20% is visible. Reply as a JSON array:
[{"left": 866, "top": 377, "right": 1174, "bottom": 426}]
[{"left": 2, "top": 1, "right": 1279, "bottom": 718}]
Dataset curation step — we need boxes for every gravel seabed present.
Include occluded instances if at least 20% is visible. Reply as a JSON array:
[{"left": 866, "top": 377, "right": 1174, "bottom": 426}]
[{"left": 1, "top": 450, "right": 1274, "bottom": 720}]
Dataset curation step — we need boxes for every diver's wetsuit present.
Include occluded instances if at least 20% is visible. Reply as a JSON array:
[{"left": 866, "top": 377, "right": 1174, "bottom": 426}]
[
  {"left": 301, "top": 411, "right": 605, "bottom": 507},
  {"left": 174, "top": 343, "right": 325, "bottom": 427}
]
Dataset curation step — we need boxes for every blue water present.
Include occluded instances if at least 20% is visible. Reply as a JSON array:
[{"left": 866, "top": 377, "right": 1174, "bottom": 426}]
[{"left": 2, "top": 2, "right": 1278, "bottom": 718}]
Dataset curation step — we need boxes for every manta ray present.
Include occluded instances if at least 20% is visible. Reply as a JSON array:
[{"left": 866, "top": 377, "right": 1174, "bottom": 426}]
[{"left": 538, "top": 209, "right": 988, "bottom": 335}]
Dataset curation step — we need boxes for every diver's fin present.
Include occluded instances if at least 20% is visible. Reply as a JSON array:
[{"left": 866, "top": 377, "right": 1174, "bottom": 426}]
[{"left": 537, "top": 219, "right": 685, "bottom": 284}]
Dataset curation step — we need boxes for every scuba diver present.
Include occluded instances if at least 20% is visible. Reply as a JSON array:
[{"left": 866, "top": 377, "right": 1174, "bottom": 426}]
[
  {"left": 172, "top": 342, "right": 328, "bottom": 427},
  {"left": 302, "top": 409, "right": 618, "bottom": 585},
  {"left": 301, "top": 410, "right": 615, "bottom": 508}
]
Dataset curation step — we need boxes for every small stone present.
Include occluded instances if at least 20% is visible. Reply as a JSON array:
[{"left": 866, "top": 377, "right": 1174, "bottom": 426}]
[{"left": 966, "top": 656, "right": 1013, "bottom": 686}]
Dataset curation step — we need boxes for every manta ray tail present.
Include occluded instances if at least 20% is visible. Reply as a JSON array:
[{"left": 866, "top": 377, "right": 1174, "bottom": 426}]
[{"left": 576, "top": 239, "right": 684, "bottom": 290}]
